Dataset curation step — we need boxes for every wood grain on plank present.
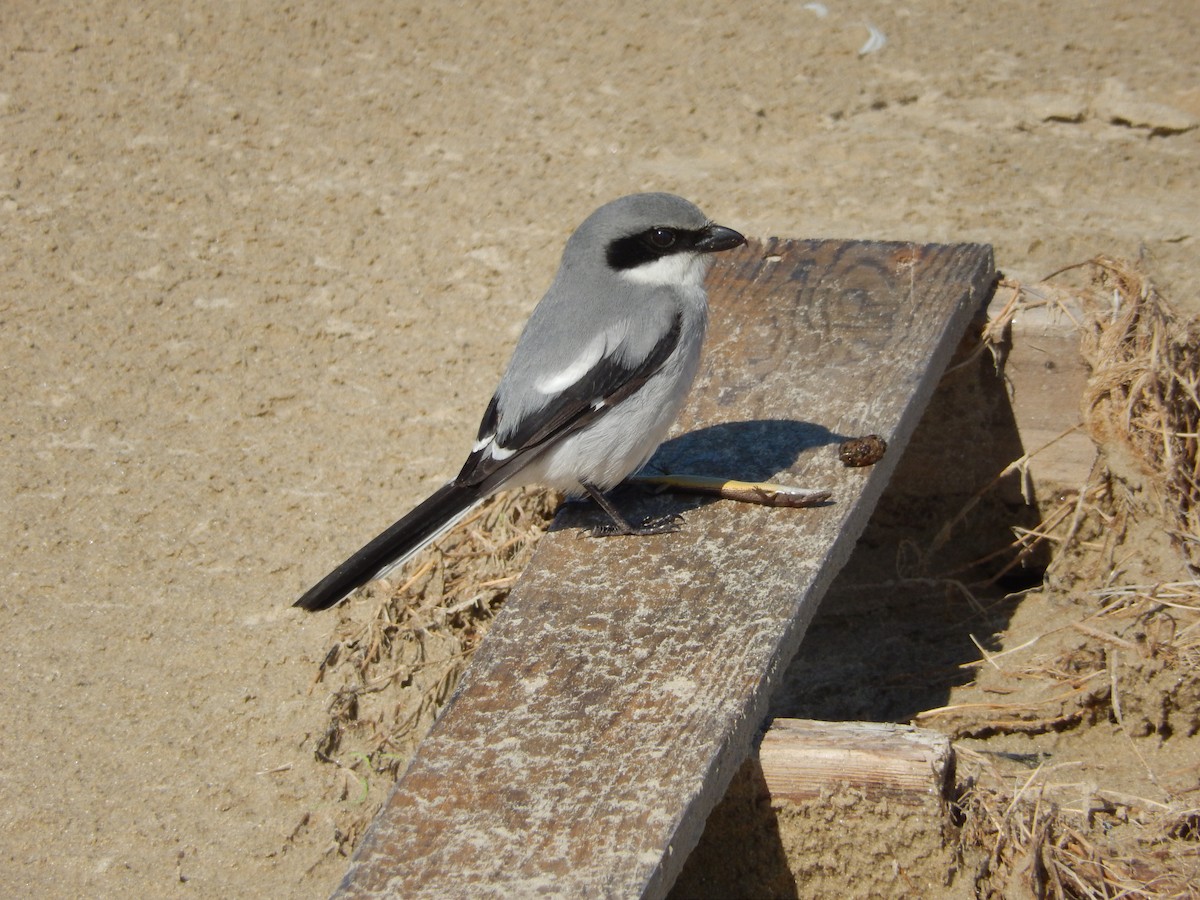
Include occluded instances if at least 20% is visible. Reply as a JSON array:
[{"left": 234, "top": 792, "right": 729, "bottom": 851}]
[
  {"left": 759, "top": 718, "right": 954, "bottom": 804},
  {"left": 333, "top": 238, "right": 995, "bottom": 899}
]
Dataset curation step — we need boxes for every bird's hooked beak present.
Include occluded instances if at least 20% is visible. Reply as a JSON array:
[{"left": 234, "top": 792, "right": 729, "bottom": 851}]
[{"left": 694, "top": 223, "right": 747, "bottom": 254}]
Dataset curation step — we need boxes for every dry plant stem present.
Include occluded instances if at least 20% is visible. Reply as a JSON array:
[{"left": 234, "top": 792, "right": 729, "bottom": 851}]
[
  {"left": 627, "top": 473, "right": 831, "bottom": 507},
  {"left": 918, "top": 428, "right": 1090, "bottom": 588},
  {"left": 1045, "top": 456, "right": 1108, "bottom": 578}
]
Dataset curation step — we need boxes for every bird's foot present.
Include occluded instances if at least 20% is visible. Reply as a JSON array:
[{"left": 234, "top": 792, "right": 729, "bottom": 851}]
[
  {"left": 581, "top": 481, "right": 682, "bottom": 539},
  {"left": 588, "top": 512, "right": 682, "bottom": 538}
]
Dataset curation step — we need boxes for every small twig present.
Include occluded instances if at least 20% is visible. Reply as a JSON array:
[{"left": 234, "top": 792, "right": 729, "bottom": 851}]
[
  {"left": 959, "top": 634, "right": 1044, "bottom": 670},
  {"left": 1108, "top": 649, "right": 1168, "bottom": 798},
  {"left": 1046, "top": 456, "right": 1107, "bottom": 576},
  {"left": 1071, "top": 621, "right": 1140, "bottom": 652},
  {"left": 256, "top": 762, "right": 294, "bottom": 776},
  {"left": 628, "top": 473, "right": 831, "bottom": 507}
]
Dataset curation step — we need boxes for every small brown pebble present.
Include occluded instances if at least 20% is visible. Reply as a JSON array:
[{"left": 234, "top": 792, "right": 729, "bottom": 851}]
[{"left": 839, "top": 434, "right": 887, "bottom": 467}]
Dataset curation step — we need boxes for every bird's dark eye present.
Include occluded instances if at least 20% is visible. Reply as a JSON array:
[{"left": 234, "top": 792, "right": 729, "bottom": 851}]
[{"left": 646, "top": 228, "right": 677, "bottom": 249}]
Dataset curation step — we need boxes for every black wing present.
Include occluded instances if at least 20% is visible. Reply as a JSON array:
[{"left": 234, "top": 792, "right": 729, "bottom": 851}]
[{"left": 457, "top": 312, "right": 683, "bottom": 491}]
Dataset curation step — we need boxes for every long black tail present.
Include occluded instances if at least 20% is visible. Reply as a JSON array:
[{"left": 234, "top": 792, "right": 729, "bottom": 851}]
[{"left": 293, "top": 482, "right": 482, "bottom": 611}]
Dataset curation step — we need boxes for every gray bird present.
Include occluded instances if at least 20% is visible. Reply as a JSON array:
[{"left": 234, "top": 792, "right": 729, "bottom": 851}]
[{"left": 294, "top": 193, "right": 745, "bottom": 611}]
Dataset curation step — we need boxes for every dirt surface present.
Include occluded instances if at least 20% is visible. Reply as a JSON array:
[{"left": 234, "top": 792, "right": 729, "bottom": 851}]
[{"left": 3, "top": 1, "right": 1198, "bottom": 897}]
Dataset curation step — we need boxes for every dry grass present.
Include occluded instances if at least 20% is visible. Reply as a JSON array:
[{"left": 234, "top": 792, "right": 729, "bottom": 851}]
[
  {"left": 959, "top": 774, "right": 1200, "bottom": 899},
  {"left": 307, "top": 487, "right": 559, "bottom": 853},
  {"left": 932, "top": 257, "right": 1200, "bottom": 899},
  {"left": 1077, "top": 257, "right": 1200, "bottom": 573}
]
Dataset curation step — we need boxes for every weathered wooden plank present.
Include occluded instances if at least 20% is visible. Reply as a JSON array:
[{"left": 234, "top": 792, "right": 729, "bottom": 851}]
[
  {"left": 758, "top": 718, "right": 953, "bottom": 804},
  {"left": 332, "top": 238, "right": 995, "bottom": 899}
]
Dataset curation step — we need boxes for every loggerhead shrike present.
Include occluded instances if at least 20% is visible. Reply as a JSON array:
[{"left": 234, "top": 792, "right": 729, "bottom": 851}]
[{"left": 294, "top": 193, "right": 745, "bottom": 611}]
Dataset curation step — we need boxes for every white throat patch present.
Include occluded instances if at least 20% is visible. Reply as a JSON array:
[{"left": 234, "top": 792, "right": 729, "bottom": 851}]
[{"left": 618, "top": 252, "right": 707, "bottom": 288}]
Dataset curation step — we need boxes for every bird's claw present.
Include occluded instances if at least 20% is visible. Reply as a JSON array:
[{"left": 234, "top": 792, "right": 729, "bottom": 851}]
[{"left": 588, "top": 512, "right": 683, "bottom": 538}]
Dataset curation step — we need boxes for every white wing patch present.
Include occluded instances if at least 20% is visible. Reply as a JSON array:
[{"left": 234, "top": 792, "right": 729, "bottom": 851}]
[
  {"left": 534, "top": 323, "right": 628, "bottom": 395},
  {"left": 472, "top": 433, "right": 516, "bottom": 461}
]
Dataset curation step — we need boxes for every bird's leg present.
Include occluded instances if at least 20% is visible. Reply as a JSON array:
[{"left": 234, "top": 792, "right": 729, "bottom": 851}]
[{"left": 582, "top": 482, "right": 682, "bottom": 537}]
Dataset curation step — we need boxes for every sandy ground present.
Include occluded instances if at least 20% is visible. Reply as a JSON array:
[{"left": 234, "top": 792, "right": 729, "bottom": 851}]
[{"left": 3, "top": 1, "right": 1198, "bottom": 896}]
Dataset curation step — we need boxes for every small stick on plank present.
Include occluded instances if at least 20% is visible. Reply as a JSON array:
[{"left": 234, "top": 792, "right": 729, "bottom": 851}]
[{"left": 629, "top": 474, "right": 832, "bottom": 508}]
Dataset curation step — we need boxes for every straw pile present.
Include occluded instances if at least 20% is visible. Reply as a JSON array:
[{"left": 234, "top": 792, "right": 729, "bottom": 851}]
[
  {"left": 931, "top": 257, "right": 1200, "bottom": 898},
  {"left": 307, "top": 487, "right": 558, "bottom": 853}
]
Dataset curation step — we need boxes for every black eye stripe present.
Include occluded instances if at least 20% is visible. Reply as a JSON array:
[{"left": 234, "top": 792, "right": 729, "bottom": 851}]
[{"left": 606, "top": 226, "right": 704, "bottom": 271}]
